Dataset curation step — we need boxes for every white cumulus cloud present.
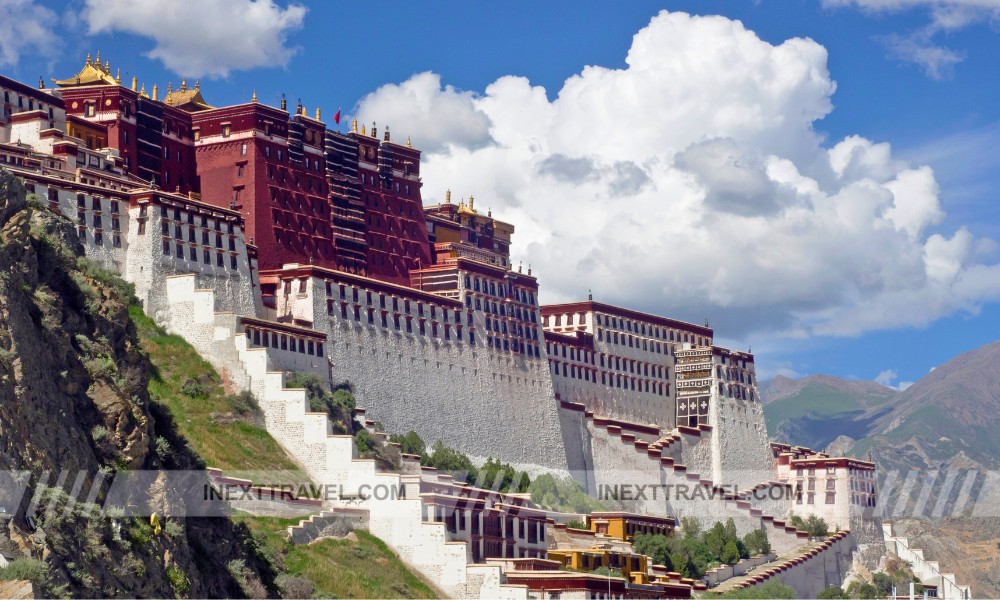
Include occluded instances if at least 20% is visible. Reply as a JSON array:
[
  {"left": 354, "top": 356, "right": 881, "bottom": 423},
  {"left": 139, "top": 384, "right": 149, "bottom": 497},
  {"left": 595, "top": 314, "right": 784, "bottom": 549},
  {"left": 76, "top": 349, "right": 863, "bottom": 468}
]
[
  {"left": 356, "top": 10, "right": 1000, "bottom": 343},
  {"left": 0, "top": 0, "right": 59, "bottom": 67},
  {"left": 80, "top": 0, "right": 307, "bottom": 78}
]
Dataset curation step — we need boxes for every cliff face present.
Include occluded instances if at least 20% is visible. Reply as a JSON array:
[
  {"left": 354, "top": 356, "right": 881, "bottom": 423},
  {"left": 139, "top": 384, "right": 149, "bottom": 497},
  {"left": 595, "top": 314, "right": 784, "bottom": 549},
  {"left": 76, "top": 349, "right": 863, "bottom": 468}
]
[{"left": 0, "top": 169, "right": 275, "bottom": 598}]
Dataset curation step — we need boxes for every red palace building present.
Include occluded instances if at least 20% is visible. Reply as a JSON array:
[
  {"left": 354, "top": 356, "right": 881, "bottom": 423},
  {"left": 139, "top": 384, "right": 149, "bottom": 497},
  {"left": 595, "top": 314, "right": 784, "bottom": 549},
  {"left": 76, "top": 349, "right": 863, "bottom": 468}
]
[{"left": 51, "top": 55, "right": 431, "bottom": 283}]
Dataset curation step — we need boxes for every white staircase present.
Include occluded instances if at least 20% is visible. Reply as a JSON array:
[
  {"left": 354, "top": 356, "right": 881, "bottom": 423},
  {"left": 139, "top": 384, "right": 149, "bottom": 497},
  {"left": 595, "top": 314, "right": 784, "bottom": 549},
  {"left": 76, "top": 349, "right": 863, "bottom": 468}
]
[{"left": 163, "top": 274, "right": 527, "bottom": 599}]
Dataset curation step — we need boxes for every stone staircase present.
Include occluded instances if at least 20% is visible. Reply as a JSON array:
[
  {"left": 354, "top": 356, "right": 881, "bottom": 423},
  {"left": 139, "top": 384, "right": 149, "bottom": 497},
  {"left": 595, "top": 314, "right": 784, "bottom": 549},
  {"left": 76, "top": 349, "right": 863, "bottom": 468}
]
[
  {"left": 563, "top": 400, "right": 809, "bottom": 554},
  {"left": 163, "top": 274, "right": 528, "bottom": 599},
  {"left": 883, "top": 522, "right": 971, "bottom": 600}
]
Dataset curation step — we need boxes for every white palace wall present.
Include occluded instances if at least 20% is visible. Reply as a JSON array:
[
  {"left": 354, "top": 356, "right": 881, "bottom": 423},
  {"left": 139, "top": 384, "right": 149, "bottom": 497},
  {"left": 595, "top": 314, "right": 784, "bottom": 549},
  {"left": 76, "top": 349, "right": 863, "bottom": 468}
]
[{"left": 272, "top": 271, "right": 573, "bottom": 473}]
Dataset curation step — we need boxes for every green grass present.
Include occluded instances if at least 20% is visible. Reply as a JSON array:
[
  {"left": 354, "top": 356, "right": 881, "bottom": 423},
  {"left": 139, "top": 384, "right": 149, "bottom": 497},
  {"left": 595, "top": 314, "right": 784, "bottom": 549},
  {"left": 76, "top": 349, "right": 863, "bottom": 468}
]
[
  {"left": 130, "top": 305, "right": 311, "bottom": 487},
  {"left": 240, "top": 516, "right": 438, "bottom": 599}
]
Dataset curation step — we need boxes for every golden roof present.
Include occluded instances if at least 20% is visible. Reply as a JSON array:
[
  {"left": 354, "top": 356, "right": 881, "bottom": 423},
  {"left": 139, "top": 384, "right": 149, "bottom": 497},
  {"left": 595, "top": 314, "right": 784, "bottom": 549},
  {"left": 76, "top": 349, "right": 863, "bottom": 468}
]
[
  {"left": 163, "top": 80, "right": 212, "bottom": 112},
  {"left": 54, "top": 52, "right": 118, "bottom": 87}
]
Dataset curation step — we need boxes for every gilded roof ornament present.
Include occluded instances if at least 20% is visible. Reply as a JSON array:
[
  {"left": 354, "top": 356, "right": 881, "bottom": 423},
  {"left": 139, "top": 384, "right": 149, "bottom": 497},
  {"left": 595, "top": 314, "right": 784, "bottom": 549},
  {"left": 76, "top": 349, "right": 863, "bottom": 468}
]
[
  {"left": 445, "top": 189, "right": 451, "bottom": 204},
  {"left": 351, "top": 118, "right": 358, "bottom": 133},
  {"left": 115, "top": 68, "right": 121, "bottom": 84},
  {"left": 251, "top": 89, "right": 257, "bottom": 102},
  {"left": 152, "top": 84, "right": 158, "bottom": 101},
  {"left": 86, "top": 53, "right": 92, "bottom": 66},
  {"left": 406, "top": 135, "right": 412, "bottom": 148},
  {"left": 132, "top": 75, "right": 138, "bottom": 91}
]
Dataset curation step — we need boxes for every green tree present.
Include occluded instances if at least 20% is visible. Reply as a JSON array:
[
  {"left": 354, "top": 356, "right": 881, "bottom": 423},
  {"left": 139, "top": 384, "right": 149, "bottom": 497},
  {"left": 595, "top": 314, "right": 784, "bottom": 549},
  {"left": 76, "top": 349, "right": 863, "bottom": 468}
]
[
  {"left": 632, "top": 533, "right": 673, "bottom": 570},
  {"left": 720, "top": 540, "right": 741, "bottom": 565},
  {"left": 817, "top": 587, "right": 850, "bottom": 599},
  {"left": 425, "top": 440, "right": 478, "bottom": 484},
  {"left": 680, "top": 516, "right": 701, "bottom": 539},
  {"left": 389, "top": 430, "right": 426, "bottom": 456},
  {"left": 704, "top": 521, "right": 727, "bottom": 558},
  {"left": 742, "top": 529, "right": 771, "bottom": 555}
]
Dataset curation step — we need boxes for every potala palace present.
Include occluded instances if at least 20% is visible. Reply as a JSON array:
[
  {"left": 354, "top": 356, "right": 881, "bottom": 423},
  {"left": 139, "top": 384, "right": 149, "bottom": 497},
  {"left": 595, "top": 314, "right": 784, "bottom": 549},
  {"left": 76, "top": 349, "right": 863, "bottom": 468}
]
[{"left": 0, "top": 57, "right": 970, "bottom": 598}]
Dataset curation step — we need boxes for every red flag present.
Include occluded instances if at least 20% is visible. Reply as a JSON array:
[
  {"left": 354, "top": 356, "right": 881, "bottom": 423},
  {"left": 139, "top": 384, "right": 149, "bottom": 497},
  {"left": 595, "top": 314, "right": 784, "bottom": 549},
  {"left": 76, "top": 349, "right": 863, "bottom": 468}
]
[{"left": 334, "top": 108, "right": 341, "bottom": 124}]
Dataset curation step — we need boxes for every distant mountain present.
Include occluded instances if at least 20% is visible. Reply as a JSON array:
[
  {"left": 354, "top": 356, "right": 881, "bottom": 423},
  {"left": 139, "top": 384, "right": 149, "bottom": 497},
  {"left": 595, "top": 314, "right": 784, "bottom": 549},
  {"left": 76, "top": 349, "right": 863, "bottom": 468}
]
[
  {"left": 858, "top": 340, "right": 1000, "bottom": 471},
  {"left": 761, "top": 374, "right": 898, "bottom": 450},
  {"left": 763, "top": 340, "right": 1000, "bottom": 471}
]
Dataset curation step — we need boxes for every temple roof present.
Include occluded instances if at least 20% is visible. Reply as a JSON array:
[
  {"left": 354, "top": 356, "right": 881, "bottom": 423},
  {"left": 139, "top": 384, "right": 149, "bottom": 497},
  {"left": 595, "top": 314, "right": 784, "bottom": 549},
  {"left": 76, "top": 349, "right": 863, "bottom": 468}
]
[
  {"left": 54, "top": 53, "right": 119, "bottom": 88},
  {"left": 163, "top": 80, "right": 212, "bottom": 112}
]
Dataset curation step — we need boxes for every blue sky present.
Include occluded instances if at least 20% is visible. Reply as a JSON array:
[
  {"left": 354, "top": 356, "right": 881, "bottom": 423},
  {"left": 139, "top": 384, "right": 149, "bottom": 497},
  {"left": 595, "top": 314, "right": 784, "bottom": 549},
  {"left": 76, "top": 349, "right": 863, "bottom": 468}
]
[{"left": 4, "top": 0, "right": 999, "bottom": 388}]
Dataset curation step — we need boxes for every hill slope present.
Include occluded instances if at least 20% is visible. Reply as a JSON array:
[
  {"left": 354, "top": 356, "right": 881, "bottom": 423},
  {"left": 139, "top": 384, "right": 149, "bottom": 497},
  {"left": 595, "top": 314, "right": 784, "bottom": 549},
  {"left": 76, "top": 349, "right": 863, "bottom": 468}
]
[{"left": 761, "top": 374, "right": 898, "bottom": 450}]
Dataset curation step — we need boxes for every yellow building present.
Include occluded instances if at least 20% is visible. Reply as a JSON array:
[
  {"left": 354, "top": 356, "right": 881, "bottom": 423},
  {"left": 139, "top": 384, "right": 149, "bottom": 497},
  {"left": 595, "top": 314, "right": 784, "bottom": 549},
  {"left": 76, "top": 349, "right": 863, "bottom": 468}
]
[
  {"left": 548, "top": 547, "right": 651, "bottom": 584},
  {"left": 587, "top": 512, "right": 675, "bottom": 542}
]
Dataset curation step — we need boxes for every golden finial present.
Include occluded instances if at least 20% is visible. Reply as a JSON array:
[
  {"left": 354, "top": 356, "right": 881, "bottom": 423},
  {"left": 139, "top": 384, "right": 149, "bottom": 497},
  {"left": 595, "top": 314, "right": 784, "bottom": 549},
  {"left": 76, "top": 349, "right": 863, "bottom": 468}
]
[
  {"left": 38, "top": 76, "right": 44, "bottom": 89},
  {"left": 280, "top": 95, "right": 287, "bottom": 111},
  {"left": 251, "top": 89, "right": 257, "bottom": 102},
  {"left": 460, "top": 196, "right": 466, "bottom": 207},
  {"left": 351, "top": 118, "right": 358, "bottom": 133},
  {"left": 86, "top": 53, "right": 92, "bottom": 66},
  {"left": 406, "top": 135, "right": 412, "bottom": 148},
  {"left": 371, "top": 121, "right": 376, "bottom": 138},
  {"left": 195, "top": 79, "right": 200, "bottom": 90},
  {"left": 95, "top": 50, "right": 101, "bottom": 65},
  {"left": 180, "top": 79, "right": 187, "bottom": 91},
  {"left": 115, "top": 68, "right": 121, "bottom": 84},
  {"left": 131, "top": 75, "right": 137, "bottom": 91},
  {"left": 384, "top": 125, "right": 390, "bottom": 142},
  {"left": 316, "top": 107, "right": 321, "bottom": 120},
  {"left": 104, "top": 59, "right": 110, "bottom": 73},
  {"left": 360, "top": 124, "right": 366, "bottom": 135},
  {"left": 469, "top": 195, "right": 475, "bottom": 211},
  {"left": 140, "top": 83, "right": 147, "bottom": 97},
  {"left": 445, "top": 189, "right": 451, "bottom": 204},
  {"left": 301, "top": 103, "right": 306, "bottom": 116},
  {"left": 152, "top": 84, "right": 158, "bottom": 101}
]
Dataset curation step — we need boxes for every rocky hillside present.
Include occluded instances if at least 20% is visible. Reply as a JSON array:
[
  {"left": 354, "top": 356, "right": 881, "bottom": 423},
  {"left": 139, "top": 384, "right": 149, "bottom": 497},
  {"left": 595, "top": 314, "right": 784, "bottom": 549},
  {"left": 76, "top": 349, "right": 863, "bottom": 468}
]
[
  {"left": 0, "top": 169, "right": 277, "bottom": 597},
  {"left": 761, "top": 374, "right": 898, "bottom": 450}
]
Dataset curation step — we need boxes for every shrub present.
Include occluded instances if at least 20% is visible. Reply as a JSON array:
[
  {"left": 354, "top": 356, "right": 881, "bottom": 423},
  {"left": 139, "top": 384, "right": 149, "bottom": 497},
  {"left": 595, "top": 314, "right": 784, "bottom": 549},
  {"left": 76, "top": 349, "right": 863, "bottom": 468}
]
[
  {"left": 180, "top": 377, "right": 207, "bottom": 398},
  {"left": 817, "top": 587, "right": 850, "bottom": 599},
  {"left": 0, "top": 558, "right": 50, "bottom": 585},
  {"left": 389, "top": 430, "right": 426, "bottom": 456},
  {"left": 528, "top": 473, "right": 605, "bottom": 513},
  {"left": 565, "top": 519, "right": 587, "bottom": 530},
  {"left": 721, "top": 539, "right": 741, "bottom": 565},
  {"left": 743, "top": 528, "right": 771, "bottom": 555},
  {"left": 276, "top": 574, "right": 314, "bottom": 599},
  {"left": 91, "top": 424, "right": 110, "bottom": 442},
  {"left": 166, "top": 564, "right": 190, "bottom": 598},
  {"left": 227, "top": 390, "right": 260, "bottom": 416}
]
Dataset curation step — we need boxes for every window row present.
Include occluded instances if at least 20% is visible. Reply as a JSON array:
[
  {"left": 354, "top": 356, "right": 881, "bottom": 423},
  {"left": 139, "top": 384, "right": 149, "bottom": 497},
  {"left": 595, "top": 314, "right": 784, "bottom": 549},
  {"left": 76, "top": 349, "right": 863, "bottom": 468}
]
[
  {"left": 246, "top": 327, "right": 324, "bottom": 357},
  {"left": 77, "top": 227, "right": 122, "bottom": 248},
  {"left": 160, "top": 205, "right": 235, "bottom": 233},
  {"left": 161, "top": 221, "right": 238, "bottom": 249},
  {"left": 464, "top": 275, "right": 535, "bottom": 305},
  {"left": 550, "top": 362, "right": 670, "bottom": 395},
  {"left": 466, "top": 295, "right": 538, "bottom": 324},
  {"left": 326, "top": 282, "right": 468, "bottom": 325},
  {"left": 327, "top": 300, "right": 474, "bottom": 344},
  {"left": 597, "top": 328, "right": 672, "bottom": 355},
  {"left": 161, "top": 239, "right": 239, "bottom": 269}
]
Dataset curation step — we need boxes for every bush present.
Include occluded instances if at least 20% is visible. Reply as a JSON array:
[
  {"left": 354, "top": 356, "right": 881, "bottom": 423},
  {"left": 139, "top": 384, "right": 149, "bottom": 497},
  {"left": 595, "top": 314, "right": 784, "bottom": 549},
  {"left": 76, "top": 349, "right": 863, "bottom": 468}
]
[
  {"left": 632, "top": 533, "right": 673, "bottom": 570},
  {"left": 743, "top": 528, "right": 771, "bottom": 555},
  {"left": 789, "top": 513, "right": 829, "bottom": 538},
  {"left": 818, "top": 587, "right": 850, "bottom": 599},
  {"left": 565, "top": 519, "right": 587, "bottom": 530},
  {"left": 181, "top": 377, "right": 207, "bottom": 398},
  {"left": 477, "top": 457, "right": 531, "bottom": 493},
  {"left": 389, "top": 430, "right": 426, "bottom": 456},
  {"left": 166, "top": 564, "right": 190, "bottom": 598},
  {"left": 0, "top": 558, "right": 50, "bottom": 586},
  {"left": 528, "top": 473, "right": 605, "bottom": 513},
  {"left": 227, "top": 390, "right": 260, "bottom": 416},
  {"left": 286, "top": 373, "right": 355, "bottom": 434},
  {"left": 721, "top": 539, "right": 741, "bottom": 565},
  {"left": 276, "top": 574, "right": 314, "bottom": 599}
]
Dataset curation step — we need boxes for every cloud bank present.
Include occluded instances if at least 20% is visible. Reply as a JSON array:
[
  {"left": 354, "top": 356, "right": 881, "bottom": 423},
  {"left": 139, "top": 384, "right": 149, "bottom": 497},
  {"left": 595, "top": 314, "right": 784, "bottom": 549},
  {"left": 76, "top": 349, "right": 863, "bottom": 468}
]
[
  {"left": 355, "top": 10, "right": 1000, "bottom": 341},
  {"left": 0, "top": 0, "right": 59, "bottom": 67},
  {"left": 80, "top": 0, "right": 307, "bottom": 78}
]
